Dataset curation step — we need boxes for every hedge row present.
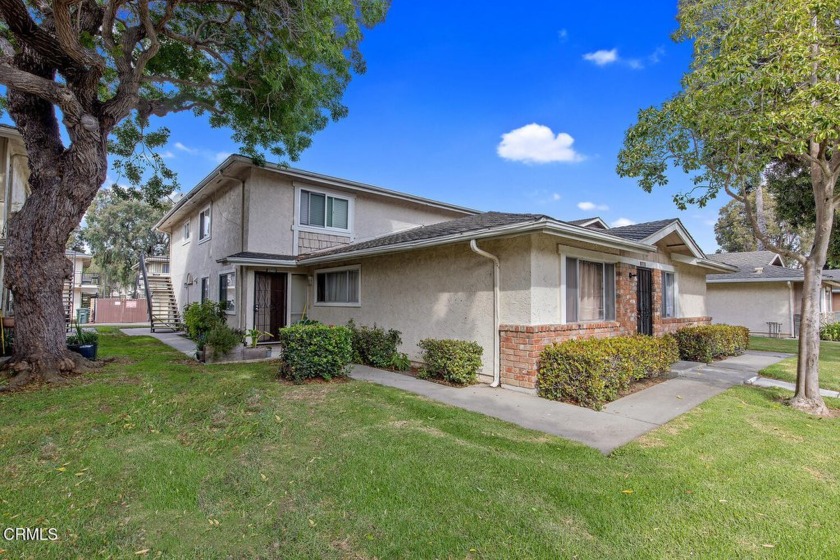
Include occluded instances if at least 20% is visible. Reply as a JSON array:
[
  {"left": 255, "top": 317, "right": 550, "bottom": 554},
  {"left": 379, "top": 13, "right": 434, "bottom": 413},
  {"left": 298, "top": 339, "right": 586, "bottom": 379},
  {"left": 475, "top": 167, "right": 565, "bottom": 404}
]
[
  {"left": 418, "top": 338, "right": 483, "bottom": 385},
  {"left": 673, "top": 324, "right": 749, "bottom": 363},
  {"left": 820, "top": 322, "right": 840, "bottom": 341},
  {"left": 347, "top": 320, "right": 409, "bottom": 370},
  {"left": 538, "top": 335, "right": 678, "bottom": 410}
]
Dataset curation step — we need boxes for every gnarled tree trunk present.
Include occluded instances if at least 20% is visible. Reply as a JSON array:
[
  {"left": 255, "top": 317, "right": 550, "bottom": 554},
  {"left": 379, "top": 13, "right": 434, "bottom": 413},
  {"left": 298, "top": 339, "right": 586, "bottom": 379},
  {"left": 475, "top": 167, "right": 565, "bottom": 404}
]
[{"left": 0, "top": 46, "right": 108, "bottom": 389}]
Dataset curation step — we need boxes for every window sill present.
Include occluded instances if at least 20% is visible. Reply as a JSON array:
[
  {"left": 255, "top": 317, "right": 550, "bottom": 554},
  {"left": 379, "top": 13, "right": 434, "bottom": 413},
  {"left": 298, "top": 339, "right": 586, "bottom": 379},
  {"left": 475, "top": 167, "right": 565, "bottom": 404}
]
[
  {"left": 297, "top": 224, "right": 352, "bottom": 236},
  {"left": 198, "top": 236, "right": 211, "bottom": 245},
  {"left": 314, "top": 302, "right": 361, "bottom": 308}
]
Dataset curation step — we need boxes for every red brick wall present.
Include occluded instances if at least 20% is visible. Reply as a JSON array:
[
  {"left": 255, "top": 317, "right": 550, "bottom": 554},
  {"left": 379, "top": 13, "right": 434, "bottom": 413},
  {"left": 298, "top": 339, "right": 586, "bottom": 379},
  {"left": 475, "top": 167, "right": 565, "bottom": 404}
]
[{"left": 498, "top": 262, "right": 711, "bottom": 390}]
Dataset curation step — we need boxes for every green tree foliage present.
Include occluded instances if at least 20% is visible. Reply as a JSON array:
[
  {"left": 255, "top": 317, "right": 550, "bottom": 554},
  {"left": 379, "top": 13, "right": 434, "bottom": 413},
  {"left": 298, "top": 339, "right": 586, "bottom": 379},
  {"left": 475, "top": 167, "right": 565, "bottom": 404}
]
[
  {"left": 82, "top": 190, "right": 170, "bottom": 293},
  {"left": 714, "top": 190, "right": 813, "bottom": 257},
  {"left": 616, "top": 0, "right": 840, "bottom": 415}
]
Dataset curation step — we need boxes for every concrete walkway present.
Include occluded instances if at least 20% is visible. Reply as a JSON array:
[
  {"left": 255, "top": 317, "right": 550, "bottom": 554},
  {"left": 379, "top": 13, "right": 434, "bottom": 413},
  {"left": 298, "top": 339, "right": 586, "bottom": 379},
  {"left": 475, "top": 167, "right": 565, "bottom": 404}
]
[
  {"left": 350, "top": 350, "right": 792, "bottom": 454},
  {"left": 746, "top": 375, "right": 840, "bottom": 398},
  {"left": 121, "top": 327, "right": 197, "bottom": 358}
]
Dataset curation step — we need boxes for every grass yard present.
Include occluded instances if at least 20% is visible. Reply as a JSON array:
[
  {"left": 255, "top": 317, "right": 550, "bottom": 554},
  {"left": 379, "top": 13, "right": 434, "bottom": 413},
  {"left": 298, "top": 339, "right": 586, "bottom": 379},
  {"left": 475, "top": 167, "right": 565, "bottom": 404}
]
[
  {"left": 749, "top": 336, "right": 840, "bottom": 392},
  {"left": 0, "top": 329, "right": 838, "bottom": 559}
]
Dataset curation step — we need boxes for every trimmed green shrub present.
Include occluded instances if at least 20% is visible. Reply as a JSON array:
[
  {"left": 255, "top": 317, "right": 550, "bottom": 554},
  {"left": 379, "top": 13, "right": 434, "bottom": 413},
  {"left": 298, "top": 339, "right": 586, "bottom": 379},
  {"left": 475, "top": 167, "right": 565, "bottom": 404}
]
[
  {"left": 183, "top": 301, "right": 226, "bottom": 340},
  {"left": 418, "top": 338, "right": 483, "bottom": 385},
  {"left": 347, "top": 320, "right": 403, "bottom": 368},
  {"left": 820, "top": 322, "right": 840, "bottom": 341},
  {"left": 205, "top": 324, "right": 243, "bottom": 359},
  {"left": 674, "top": 324, "right": 750, "bottom": 363},
  {"left": 277, "top": 324, "right": 353, "bottom": 382},
  {"left": 389, "top": 352, "right": 411, "bottom": 371},
  {"left": 538, "top": 335, "right": 679, "bottom": 410}
]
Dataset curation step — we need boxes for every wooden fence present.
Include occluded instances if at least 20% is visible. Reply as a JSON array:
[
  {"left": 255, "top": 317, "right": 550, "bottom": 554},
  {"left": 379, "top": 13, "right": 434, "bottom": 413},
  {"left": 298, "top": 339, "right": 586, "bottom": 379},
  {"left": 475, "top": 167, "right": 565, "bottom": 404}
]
[{"left": 92, "top": 298, "right": 149, "bottom": 324}]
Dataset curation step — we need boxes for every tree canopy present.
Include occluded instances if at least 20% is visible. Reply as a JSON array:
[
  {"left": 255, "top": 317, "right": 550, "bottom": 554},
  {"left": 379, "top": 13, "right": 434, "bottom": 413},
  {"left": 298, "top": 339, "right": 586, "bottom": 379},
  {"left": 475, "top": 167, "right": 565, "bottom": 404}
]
[{"left": 616, "top": 0, "right": 840, "bottom": 415}]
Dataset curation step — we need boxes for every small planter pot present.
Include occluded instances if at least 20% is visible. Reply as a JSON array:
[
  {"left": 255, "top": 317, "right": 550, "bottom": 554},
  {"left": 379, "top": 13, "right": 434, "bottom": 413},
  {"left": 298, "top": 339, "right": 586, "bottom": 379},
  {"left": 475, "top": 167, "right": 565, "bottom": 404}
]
[
  {"left": 2, "top": 317, "right": 15, "bottom": 328},
  {"left": 195, "top": 349, "right": 205, "bottom": 362},
  {"left": 68, "top": 343, "right": 98, "bottom": 360},
  {"left": 242, "top": 346, "right": 271, "bottom": 360}
]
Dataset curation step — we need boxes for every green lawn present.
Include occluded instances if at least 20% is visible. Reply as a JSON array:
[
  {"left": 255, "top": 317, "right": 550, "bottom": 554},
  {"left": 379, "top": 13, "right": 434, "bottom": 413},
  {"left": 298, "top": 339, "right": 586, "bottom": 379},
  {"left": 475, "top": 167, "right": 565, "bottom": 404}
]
[
  {"left": 0, "top": 330, "right": 838, "bottom": 559},
  {"left": 749, "top": 336, "right": 840, "bottom": 392}
]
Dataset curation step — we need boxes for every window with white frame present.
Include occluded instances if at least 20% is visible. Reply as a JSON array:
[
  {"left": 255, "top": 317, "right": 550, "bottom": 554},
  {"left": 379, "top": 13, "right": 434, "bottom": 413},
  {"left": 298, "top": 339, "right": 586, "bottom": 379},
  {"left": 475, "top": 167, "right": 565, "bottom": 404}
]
[
  {"left": 183, "top": 220, "right": 190, "bottom": 242},
  {"left": 661, "top": 271, "right": 676, "bottom": 318},
  {"left": 315, "top": 267, "right": 360, "bottom": 305},
  {"left": 199, "top": 207, "right": 211, "bottom": 241},
  {"left": 200, "top": 277, "right": 209, "bottom": 303},
  {"left": 300, "top": 190, "right": 349, "bottom": 230},
  {"left": 219, "top": 271, "right": 235, "bottom": 314},
  {"left": 565, "top": 258, "right": 616, "bottom": 322}
]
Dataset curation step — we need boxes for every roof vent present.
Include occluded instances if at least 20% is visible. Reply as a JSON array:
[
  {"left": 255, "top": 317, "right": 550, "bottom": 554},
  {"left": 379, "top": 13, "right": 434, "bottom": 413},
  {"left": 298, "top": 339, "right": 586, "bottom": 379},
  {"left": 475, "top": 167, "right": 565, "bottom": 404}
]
[{"left": 754, "top": 267, "right": 764, "bottom": 274}]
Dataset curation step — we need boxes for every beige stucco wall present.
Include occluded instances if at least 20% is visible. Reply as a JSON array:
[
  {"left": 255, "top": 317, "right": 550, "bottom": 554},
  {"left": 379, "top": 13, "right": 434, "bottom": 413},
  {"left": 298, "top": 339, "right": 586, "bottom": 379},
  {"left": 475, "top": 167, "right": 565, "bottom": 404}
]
[
  {"left": 306, "top": 242, "right": 496, "bottom": 377},
  {"left": 168, "top": 179, "right": 243, "bottom": 320},
  {"left": 244, "top": 168, "right": 296, "bottom": 255},
  {"left": 675, "top": 263, "right": 707, "bottom": 318},
  {"left": 707, "top": 282, "right": 793, "bottom": 336}
]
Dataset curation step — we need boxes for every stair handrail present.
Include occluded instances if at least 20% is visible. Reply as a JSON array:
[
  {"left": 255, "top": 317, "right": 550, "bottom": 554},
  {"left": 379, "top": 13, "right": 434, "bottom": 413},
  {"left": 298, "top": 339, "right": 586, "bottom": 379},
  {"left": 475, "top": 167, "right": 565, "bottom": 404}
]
[{"left": 139, "top": 254, "right": 155, "bottom": 330}]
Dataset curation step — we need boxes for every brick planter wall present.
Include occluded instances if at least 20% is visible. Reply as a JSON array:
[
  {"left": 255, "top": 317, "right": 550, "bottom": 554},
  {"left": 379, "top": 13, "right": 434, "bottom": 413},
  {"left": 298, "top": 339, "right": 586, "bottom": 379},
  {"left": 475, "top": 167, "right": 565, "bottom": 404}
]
[
  {"left": 499, "top": 322, "right": 623, "bottom": 389},
  {"left": 655, "top": 316, "right": 712, "bottom": 335},
  {"left": 498, "top": 261, "right": 712, "bottom": 389}
]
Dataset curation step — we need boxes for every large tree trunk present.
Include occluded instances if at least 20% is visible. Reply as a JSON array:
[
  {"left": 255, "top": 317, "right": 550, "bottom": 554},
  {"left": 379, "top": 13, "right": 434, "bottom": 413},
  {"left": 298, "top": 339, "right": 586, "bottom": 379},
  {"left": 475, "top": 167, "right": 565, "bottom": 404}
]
[{"left": 1, "top": 58, "right": 108, "bottom": 389}]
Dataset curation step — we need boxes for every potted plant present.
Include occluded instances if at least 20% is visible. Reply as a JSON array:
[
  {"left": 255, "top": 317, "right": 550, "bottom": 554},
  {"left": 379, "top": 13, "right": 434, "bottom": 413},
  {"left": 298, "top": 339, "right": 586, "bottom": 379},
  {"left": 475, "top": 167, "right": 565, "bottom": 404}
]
[
  {"left": 66, "top": 322, "right": 99, "bottom": 360},
  {"left": 243, "top": 328, "right": 272, "bottom": 360}
]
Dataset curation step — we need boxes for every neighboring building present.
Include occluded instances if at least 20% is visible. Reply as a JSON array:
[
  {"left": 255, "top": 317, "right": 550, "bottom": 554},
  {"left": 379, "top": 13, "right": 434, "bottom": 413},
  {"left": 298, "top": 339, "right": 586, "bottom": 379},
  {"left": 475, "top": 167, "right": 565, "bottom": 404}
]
[
  {"left": 66, "top": 251, "right": 99, "bottom": 321},
  {"left": 156, "top": 156, "right": 734, "bottom": 389},
  {"left": 706, "top": 251, "right": 840, "bottom": 337}
]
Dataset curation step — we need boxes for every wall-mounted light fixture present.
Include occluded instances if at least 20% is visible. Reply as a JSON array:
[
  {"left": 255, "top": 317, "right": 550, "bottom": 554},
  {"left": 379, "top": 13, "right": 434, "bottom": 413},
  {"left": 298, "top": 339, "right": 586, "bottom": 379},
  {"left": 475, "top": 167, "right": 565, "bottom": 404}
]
[{"left": 628, "top": 272, "right": 637, "bottom": 279}]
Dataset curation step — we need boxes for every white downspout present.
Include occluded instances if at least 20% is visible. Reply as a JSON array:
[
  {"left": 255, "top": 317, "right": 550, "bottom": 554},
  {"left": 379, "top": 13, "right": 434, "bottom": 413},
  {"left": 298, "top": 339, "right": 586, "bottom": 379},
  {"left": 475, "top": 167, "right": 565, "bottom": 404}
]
[
  {"left": 788, "top": 281, "right": 795, "bottom": 338},
  {"left": 470, "top": 240, "right": 501, "bottom": 388}
]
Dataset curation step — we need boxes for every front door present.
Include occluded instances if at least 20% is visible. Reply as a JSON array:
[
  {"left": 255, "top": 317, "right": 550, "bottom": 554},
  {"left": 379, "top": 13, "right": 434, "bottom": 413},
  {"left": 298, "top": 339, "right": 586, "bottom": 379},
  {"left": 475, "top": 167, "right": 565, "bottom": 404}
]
[
  {"left": 636, "top": 267, "right": 653, "bottom": 336},
  {"left": 254, "top": 272, "right": 287, "bottom": 341}
]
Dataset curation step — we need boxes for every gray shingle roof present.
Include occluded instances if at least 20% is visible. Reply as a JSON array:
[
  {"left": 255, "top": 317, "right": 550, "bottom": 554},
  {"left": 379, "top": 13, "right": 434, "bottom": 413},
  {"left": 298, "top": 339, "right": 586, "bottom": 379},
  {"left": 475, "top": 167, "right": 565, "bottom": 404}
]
[
  {"left": 706, "top": 251, "right": 803, "bottom": 281},
  {"left": 606, "top": 219, "right": 679, "bottom": 241},
  {"left": 299, "top": 212, "right": 548, "bottom": 260},
  {"left": 706, "top": 250, "right": 783, "bottom": 269}
]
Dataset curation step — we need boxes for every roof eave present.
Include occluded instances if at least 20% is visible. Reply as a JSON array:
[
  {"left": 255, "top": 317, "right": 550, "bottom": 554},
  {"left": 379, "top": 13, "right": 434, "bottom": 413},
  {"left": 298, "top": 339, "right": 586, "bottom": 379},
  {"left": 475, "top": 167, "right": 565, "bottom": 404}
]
[
  {"left": 216, "top": 256, "right": 298, "bottom": 266},
  {"left": 299, "top": 219, "right": 656, "bottom": 265}
]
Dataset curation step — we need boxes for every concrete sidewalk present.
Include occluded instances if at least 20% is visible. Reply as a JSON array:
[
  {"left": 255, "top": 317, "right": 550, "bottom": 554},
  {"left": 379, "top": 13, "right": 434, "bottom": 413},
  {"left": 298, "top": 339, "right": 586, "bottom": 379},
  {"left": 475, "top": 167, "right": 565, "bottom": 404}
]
[
  {"left": 121, "top": 327, "right": 197, "bottom": 358},
  {"left": 350, "top": 350, "right": 792, "bottom": 454}
]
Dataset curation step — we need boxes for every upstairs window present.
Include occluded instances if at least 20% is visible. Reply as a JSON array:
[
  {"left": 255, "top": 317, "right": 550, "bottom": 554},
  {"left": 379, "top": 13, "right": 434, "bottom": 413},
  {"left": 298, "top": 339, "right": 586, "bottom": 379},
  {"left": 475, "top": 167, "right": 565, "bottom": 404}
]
[
  {"left": 300, "top": 190, "right": 349, "bottom": 230},
  {"left": 199, "top": 207, "right": 211, "bottom": 241},
  {"left": 183, "top": 220, "right": 190, "bottom": 242},
  {"left": 565, "top": 258, "right": 615, "bottom": 323},
  {"left": 200, "top": 277, "right": 209, "bottom": 303},
  {"left": 661, "top": 271, "right": 676, "bottom": 318}
]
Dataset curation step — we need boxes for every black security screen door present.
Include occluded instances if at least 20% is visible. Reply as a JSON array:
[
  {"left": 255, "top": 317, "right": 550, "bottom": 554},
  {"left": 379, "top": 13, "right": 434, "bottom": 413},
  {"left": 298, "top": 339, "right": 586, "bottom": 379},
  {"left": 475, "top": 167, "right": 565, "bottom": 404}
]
[
  {"left": 254, "top": 272, "right": 287, "bottom": 341},
  {"left": 636, "top": 268, "right": 654, "bottom": 336}
]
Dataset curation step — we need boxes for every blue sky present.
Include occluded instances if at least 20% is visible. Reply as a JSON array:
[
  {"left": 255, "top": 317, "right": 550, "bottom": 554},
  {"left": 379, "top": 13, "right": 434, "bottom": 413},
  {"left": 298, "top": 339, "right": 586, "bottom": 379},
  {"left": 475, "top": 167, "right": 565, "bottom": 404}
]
[{"left": 13, "top": 1, "right": 729, "bottom": 250}]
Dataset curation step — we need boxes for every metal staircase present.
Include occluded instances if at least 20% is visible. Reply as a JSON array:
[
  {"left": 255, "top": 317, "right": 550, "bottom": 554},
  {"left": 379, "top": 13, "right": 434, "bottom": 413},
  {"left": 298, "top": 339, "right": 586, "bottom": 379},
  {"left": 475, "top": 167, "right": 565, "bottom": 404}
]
[{"left": 140, "top": 254, "right": 180, "bottom": 332}]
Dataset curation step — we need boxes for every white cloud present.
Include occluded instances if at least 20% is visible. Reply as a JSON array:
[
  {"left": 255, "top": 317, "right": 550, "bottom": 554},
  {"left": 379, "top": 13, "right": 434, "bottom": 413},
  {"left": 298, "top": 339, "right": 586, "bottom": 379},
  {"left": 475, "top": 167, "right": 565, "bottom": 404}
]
[
  {"left": 174, "top": 142, "right": 198, "bottom": 154},
  {"left": 583, "top": 49, "right": 618, "bottom": 66},
  {"left": 497, "top": 123, "right": 584, "bottom": 164},
  {"left": 215, "top": 152, "right": 233, "bottom": 163},
  {"left": 577, "top": 201, "right": 608, "bottom": 212},
  {"left": 552, "top": 193, "right": 562, "bottom": 201},
  {"left": 611, "top": 218, "right": 636, "bottom": 227},
  {"left": 558, "top": 29, "right": 569, "bottom": 42},
  {"left": 159, "top": 150, "right": 175, "bottom": 159},
  {"left": 583, "top": 47, "right": 665, "bottom": 70}
]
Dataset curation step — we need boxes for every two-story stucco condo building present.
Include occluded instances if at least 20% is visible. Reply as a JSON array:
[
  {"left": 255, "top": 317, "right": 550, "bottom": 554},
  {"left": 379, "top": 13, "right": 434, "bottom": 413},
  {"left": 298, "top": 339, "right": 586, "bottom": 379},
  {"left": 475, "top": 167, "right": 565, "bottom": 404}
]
[{"left": 155, "top": 156, "right": 736, "bottom": 390}]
